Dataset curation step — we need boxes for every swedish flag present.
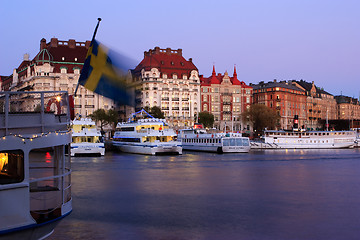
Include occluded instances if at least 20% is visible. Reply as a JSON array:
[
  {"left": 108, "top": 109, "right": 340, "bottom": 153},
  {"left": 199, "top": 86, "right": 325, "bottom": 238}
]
[{"left": 78, "top": 40, "right": 134, "bottom": 106}]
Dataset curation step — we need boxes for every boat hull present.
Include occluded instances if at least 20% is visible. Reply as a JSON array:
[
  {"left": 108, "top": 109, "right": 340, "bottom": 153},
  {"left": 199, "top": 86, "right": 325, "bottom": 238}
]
[
  {"left": 112, "top": 142, "right": 182, "bottom": 155},
  {"left": 251, "top": 141, "right": 355, "bottom": 149},
  {"left": 0, "top": 211, "right": 71, "bottom": 240},
  {"left": 182, "top": 144, "right": 250, "bottom": 153},
  {"left": 70, "top": 144, "right": 105, "bottom": 156}
]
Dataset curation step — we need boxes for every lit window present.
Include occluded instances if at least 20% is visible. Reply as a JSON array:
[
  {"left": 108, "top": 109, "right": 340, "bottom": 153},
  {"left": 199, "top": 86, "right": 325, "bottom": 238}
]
[{"left": 0, "top": 151, "right": 24, "bottom": 184}]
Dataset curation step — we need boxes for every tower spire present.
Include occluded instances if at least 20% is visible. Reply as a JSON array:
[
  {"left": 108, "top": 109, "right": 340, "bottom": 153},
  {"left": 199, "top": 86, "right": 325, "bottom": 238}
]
[
  {"left": 233, "top": 64, "right": 237, "bottom": 78},
  {"left": 212, "top": 64, "right": 216, "bottom": 76}
]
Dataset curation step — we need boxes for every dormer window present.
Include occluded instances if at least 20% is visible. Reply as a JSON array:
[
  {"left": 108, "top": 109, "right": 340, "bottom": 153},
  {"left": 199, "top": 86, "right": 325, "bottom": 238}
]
[
  {"left": 62, "top": 57, "right": 65, "bottom": 61},
  {"left": 75, "top": 58, "right": 77, "bottom": 62},
  {"left": 161, "top": 61, "right": 164, "bottom": 65},
  {"left": 171, "top": 61, "right": 174, "bottom": 65}
]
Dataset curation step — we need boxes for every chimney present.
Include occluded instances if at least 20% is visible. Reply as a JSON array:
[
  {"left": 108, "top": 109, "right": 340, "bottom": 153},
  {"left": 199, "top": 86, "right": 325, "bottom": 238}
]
[
  {"left": 23, "top": 53, "right": 30, "bottom": 61},
  {"left": 50, "top": 38, "right": 58, "bottom": 48},
  {"left": 68, "top": 39, "right": 76, "bottom": 49},
  {"left": 166, "top": 47, "right": 171, "bottom": 54},
  {"left": 188, "top": 58, "right": 192, "bottom": 62},
  {"left": 177, "top": 48, "right": 182, "bottom": 56},
  {"left": 40, "top": 38, "right": 47, "bottom": 50},
  {"left": 85, "top": 40, "right": 91, "bottom": 49},
  {"left": 274, "top": 79, "right": 277, "bottom": 82}
]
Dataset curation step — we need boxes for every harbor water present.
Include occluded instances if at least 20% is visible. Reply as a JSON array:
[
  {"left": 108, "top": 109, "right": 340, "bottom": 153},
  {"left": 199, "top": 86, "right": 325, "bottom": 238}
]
[{"left": 50, "top": 149, "right": 360, "bottom": 240}]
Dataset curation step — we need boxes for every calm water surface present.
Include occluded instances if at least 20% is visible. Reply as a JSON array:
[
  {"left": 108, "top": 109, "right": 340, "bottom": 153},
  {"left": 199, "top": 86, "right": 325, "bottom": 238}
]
[{"left": 50, "top": 149, "right": 360, "bottom": 240}]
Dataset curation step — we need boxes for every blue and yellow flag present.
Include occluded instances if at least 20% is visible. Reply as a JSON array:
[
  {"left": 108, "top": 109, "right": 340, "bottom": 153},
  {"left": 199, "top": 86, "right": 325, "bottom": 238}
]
[{"left": 78, "top": 40, "right": 134, "bottom": 106}]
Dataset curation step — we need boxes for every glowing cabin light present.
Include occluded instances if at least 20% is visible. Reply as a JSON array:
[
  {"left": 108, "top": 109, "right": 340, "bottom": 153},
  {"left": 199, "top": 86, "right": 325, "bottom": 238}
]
[
  {"left": 56, "top": 96, "right": 61, "bottom": 102},
  {"left": 0, "top": 153, "right": 8, "bottom": 172}
]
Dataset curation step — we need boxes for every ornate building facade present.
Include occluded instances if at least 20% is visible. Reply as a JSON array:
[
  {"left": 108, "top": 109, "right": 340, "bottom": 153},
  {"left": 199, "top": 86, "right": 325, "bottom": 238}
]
[
  {"left": 128, "top": 47, "right": 200, "bottom": 128},
  {"left": 1, "top": 38, "right": 116, "bottom": 117},
  {"left": 290, "top": 80, "right": 337, "bottom": 130},
  {"left": 251, "top": 80, "right": 307, "bottom": 130},
  {"left": 200, "top": 66, "right": 252, "bottom": 132}
]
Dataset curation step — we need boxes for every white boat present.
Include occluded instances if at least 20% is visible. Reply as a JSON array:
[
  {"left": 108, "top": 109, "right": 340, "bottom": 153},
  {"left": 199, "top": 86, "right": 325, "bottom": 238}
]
[
  {"left": 178, "top": 128, "right": 250, "bottom": 153},
  {"left": 251, "top": 130, "right": 356, "bottom": 149},
  {"left": 70, "top": 118, "right": 105, "bottom": 156},
  {"left": 0, "top": 91, "right": 72, "bottom": 239},
  {"left": 112, "top": 110, "right": 182, "bottom": 155}
]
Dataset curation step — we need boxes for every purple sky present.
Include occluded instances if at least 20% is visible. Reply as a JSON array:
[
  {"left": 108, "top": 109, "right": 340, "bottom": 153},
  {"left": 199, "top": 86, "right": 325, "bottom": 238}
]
[{"left": 1, "top": 0, "right": 359, "bottom": 98}]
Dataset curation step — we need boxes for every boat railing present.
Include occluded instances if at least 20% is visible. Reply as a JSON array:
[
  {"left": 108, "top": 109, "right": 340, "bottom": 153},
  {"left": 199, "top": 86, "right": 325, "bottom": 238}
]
[{"left": 0, "top": 91, "right": 70, "bottom": 137}]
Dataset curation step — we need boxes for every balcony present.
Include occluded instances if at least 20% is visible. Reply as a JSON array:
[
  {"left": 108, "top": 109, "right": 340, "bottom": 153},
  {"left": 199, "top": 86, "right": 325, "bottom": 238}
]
[
  {"left": 222, "top": 92, "right": 232, "bottom": 96},
  {"left": 85, "top": 105, "right": 94, "bottom": 108},
  {"left": 173, "top": 88, "right": 179, "bottom": 91},
  {"left": 172, "top": 98, "right": 180, "bottom": 101},
  {"left": 162, "top": 107, "right": 169, "bottom": 110},
  {"left": 223, "top": 111, "right": 231, "bottom": 115},
  {"left": 74, "top": 104, "right": 81, "bottom": 108},
  {"left": 172, "top": 107, "right": 180, "bottom": 110},
  {"left": 182, "top": 98, "right": 189, "bottom": 101},
  {"left": 223, "top": 102, "right": 231, "bottom": 105},
  {"left": 276, "top": 106, "right": 281, "bottom": 110},
  {"left": 162, "top": 97, "right": 169, "bottom": 101},
  {"left": 182, "top": 107, "right": 189, "bottom": 110},
  {"left": 162, "top": 88, "right": 169, "bottom": 91}
]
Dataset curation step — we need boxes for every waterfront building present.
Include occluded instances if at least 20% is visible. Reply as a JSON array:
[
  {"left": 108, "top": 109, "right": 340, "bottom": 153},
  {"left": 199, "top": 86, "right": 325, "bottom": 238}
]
[
  {"left": 290, "top": 80, "right": 337, "bottom": 130},
  {"left": 200, "top": 66, "right": 252, "bottom": 132},
  {"left": 335, "top": 95, "right": 360, "bottom": 129},
  {"left": 128, "top": 47, "right": 200, "bottom": 128},
  {"left": 251, "top": 80, "right": 306, "bottom": 130},
  {"left": 1, "top": 38, "right": 116, "bottom": 117}
]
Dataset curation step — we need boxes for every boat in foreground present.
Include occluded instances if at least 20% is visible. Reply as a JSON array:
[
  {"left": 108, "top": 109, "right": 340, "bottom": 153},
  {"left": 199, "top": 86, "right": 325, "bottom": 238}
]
[
  {"left": 251, "top": 130, "right": 356, "bottom": 149},
  {"left": 112, "top": 110, "right": 182, "bottom": 155},
  {"left": 0, "top": 91, "right": 72, "bottom": 240},
  {"left": 178, "top": 127, "right": 250, "bottom": 153},
  {"left": 71, "top": 118, "right": 105, "bottom": 156}
]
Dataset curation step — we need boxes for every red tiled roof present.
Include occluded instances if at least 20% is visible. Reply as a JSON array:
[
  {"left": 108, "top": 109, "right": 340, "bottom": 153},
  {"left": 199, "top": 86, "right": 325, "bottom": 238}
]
[
  {"left": 200, "top": 65, "right": 252, "bottom": 89},
  {"left": 133, "top": 47, "right": 197, "bottom": 77}
]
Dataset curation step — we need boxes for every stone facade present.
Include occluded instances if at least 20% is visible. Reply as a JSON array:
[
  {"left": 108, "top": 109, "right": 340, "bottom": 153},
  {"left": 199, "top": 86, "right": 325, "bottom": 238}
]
[
  {"left": 200, "top": 66, "right": 252, "bottom": 132},
  {"left": 128, "top": 47, "right": 200, "bottom": 128},
  {"left": 2, "top": 38, "right": 116, "bottom": 117}
]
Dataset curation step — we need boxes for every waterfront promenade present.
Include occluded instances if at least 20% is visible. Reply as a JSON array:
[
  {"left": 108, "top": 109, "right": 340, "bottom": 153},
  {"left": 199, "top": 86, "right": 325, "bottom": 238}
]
[{"left": 50, "top": 149, "right": 360, "bottom": 240}]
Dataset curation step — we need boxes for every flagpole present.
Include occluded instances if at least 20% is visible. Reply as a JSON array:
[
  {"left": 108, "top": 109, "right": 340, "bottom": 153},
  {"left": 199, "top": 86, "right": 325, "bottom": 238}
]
[{"left": 74, "top": 18, "right": 102, "bottom": 97}]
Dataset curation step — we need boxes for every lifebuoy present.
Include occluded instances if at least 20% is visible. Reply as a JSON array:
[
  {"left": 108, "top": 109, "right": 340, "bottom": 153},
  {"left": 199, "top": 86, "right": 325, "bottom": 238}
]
[
  {"left": 211, "top": 134, "right": 214, "bottom": 138},
  {"left": 46, "top": 97, "right": 61, "bottom": 114}
]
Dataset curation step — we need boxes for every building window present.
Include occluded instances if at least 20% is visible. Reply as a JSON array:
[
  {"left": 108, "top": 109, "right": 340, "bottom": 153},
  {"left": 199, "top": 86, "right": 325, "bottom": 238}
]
[
  {"left": 60, "top": 67, "right": 67, "bottom": 74},
  {"left": 62, "top": 57, "right": 65, "bottom": 61},
  {"left": 203, "top": 88, "right": 208, "bottom": 93}
]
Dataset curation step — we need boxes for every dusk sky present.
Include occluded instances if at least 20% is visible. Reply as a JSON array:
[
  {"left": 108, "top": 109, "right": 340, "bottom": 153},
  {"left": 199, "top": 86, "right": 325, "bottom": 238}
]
[{"left": 1, "top": 0, "right": 359, "bottom": 98}]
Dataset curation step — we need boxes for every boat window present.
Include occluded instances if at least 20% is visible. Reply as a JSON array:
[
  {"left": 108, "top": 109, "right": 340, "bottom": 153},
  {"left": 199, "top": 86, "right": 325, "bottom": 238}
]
[
  {"left": 223, "top": 139, "right": 230, "bottom": 146},
  {"left": 236, "top": 138, "right": 243, "bottom": 146},
  {"left": 0, "top": 150, "right": 24, "bottom": 184},
  {"left": 120, "top": 127, "right": 135, "bottom": 132},
  {"left": 230, "top": 139, "right": 236, "bottom": 146}
]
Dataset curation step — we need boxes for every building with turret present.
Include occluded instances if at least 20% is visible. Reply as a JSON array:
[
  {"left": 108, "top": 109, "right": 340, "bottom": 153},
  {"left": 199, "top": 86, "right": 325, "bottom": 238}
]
[
  {"left": 1, "top": 38, "right": 116, "bottom": 117},
  {"left": 200, "top": 66, "right": 252, "bottom": 132}
]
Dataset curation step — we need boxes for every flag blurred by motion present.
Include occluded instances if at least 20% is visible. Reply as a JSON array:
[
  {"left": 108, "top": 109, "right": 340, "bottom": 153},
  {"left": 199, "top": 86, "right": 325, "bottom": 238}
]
[{"left": 78, "top": 40, "right": 134, "bottom": 106}]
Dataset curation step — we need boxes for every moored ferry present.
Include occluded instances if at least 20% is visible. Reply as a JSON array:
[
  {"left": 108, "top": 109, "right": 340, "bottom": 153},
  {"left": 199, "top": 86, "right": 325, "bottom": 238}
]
[
  {"left": 251, "top": 130, "right": 356, "bottom": 149},
  {"left": 178, "top": 127, "right": 250, "bottom": 153},
  {"left": 0, "top": 91, "right": 72, "bottom": 240},
  {"left": 112, "top": 110, "right": 182, "bottom": 155},
  {"left": 71, "top": 118, "right": 105, "bottom": 156}
]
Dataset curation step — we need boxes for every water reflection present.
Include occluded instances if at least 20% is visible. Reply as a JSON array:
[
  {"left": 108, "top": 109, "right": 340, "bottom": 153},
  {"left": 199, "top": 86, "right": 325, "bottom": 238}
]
[{"left": 51, "top": 149, "right": 360, "bottom": 240}]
